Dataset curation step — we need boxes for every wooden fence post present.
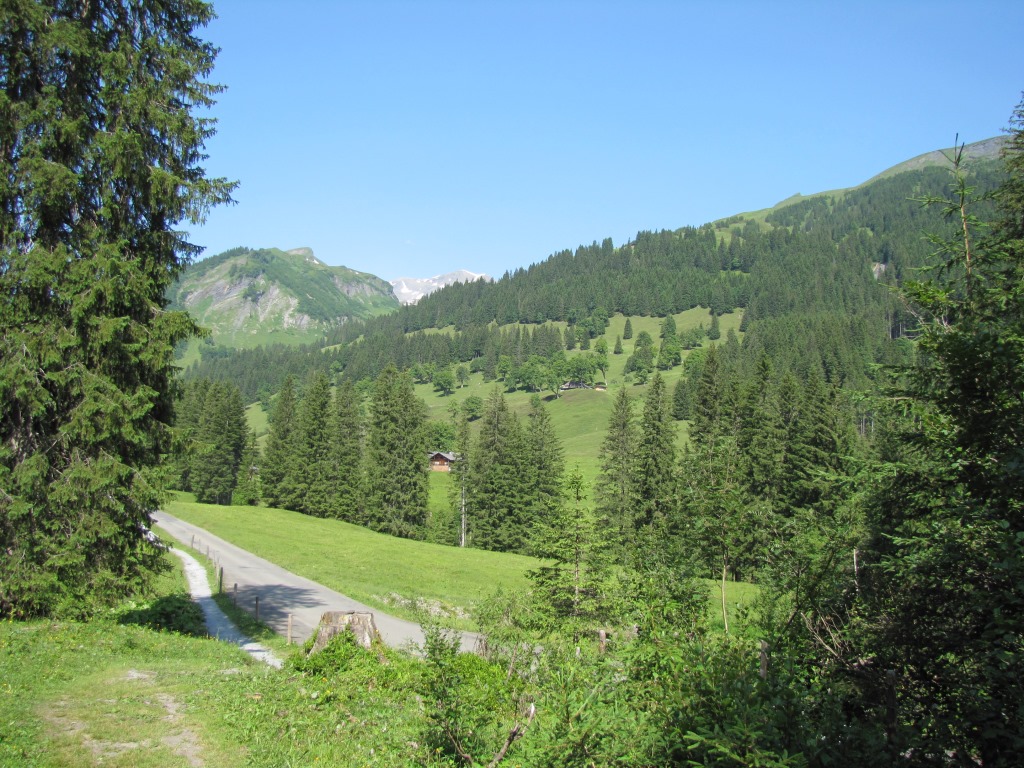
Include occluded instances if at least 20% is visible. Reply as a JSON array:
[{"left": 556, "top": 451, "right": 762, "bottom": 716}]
[
  {"left": 254, "top": 595, "right": 260, "bottom": 622},
  {"left": 232, "top": 583, "right": 237, "bottom": 605},
  {"left": 287, "top": 614, "right": 293, "bottom": 645},
  {"left": 218, "top": 567, "right": 223, "bottom": 595}
]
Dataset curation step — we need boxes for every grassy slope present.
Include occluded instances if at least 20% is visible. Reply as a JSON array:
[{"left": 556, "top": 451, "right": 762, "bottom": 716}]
[
  {"left": 245, "top": 309, "right": 745, "bottom": 481},
  {"left": 0, "top": 552, "right": 429, "bottom": 767},
  {"left": 0, "top": 554, "right": 258, "bottom": 768},
  {"left": 166, "top": 493, "right": 538, "bottom": 626},
  {"left": 165, "top": 492, "right": 758, "bottom": 635},
  {"left": 407, "top": 309, "right": 743, "bottom": 480}
]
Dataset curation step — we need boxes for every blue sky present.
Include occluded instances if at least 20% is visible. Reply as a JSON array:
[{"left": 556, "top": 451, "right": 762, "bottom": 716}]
[{"left": 193, "top": 0, "right": 1024, "bottom": 281}]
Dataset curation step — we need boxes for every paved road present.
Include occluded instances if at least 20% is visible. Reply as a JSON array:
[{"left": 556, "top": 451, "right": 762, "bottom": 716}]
[{"left": 153, "top": 511, "right": 478, "bottom": 653}]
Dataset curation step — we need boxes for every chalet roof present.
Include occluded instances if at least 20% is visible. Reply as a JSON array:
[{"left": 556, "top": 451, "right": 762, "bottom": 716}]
[{"left": 428, "top": 451, "right": 458, "bottom": 461}]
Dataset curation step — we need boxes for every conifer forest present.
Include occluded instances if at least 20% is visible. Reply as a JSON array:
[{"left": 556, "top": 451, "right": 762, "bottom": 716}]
[{"left": 2, "top": 2, "right": 1023, "bottom": 765}]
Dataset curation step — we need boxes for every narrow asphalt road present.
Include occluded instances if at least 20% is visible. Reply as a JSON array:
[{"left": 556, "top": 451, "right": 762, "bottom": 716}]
[{"left": 153, "top": 511, "right": 479, "bottom": 653}]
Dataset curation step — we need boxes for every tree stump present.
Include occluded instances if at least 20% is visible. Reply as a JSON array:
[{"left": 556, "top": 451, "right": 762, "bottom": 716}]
[{"left": 309, "top": 611, "right": 380, "bottom": 653}]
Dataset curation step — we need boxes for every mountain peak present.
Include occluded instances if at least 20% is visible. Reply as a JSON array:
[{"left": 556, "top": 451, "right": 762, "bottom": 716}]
[{"left": 390, "top": 269, "right": 491, "bottom": 305}]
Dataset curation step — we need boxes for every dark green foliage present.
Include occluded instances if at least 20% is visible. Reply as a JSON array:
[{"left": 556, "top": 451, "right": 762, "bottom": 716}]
[
  {"left": 190, "top": 382, "right": 247, "bottom": 505},
  {"left": 231, "top": 429, "right": 261, "bottom": 506},
  {"left": 329, "top": 377, "right": 364, "bottom": 522},
  {"left": 0, "top": 0, "right": 233, "bottom": 617},
  {"left": 594, "top": 386, "right": 637, "bottom": 554},
  {"left": 296, "top": 371, "right": 335, "bottom": 517},
  {"left": 632, "top": 373, "right": 675, "bottom": 531},
  {"left": 117, "top": 593, "right": 207, "bottom": 637},
  {"left": 529, "top": 470, "right": 611, "bottom": 638},
  {"left": 364, "top": 365, "right": 428, "bottom": 538},
  {"left": 852, "top": 126, "right": 1024, "bottom": 763},
  {"left": 523, "top": 395, "right": 565, "bottom": 524},
  {"left": 613, "top": 335, "right": 623, "bottom": 354},
  {"left": 260, "top": 376, "right": 303, "bottom": 510},
  {"left": 469, "top": 388, "right": 531, "bottom": 552},
  {"left": 623, "top": 317, "right": 633, "bottom": 339}
]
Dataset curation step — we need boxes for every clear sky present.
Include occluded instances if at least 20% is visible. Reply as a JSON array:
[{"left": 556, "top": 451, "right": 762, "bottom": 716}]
[{"left": 192, "top": 0, "right": 1024, "bottom": 282}]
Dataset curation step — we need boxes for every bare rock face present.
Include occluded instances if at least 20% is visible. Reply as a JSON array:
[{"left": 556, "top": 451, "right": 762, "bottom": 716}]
[{"left": 309, "top": 611, "right": 381, "bottom": 652}]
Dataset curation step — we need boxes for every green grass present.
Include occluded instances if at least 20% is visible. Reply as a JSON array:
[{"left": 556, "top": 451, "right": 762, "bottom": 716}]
[
  {"left": 0, "top": 548, "right": 430, "bottom": 767},
  {"left": 166, "top": 493, "right": 538, "bottom": 628},
  {"left": 241, "top": 310, "right": 743, "bottom": 485},
  {"left": 411, "top": 310, "right": 742, "bottom": 482},
  {"left": 166, "top": 491, "right": 758, "bottom": 636}
]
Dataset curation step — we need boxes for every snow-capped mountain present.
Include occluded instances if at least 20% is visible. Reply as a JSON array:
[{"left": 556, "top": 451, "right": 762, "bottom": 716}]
[{"left": 389, "top": 269, "right": 491, "bottom": 305}]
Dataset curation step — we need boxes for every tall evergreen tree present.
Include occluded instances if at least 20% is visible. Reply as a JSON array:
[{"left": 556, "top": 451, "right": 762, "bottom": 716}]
[
  {"left": 364, "top": 366, "right": 428, "bottom": 538},
  {"left": 231, "top": 429, "right": 262, "bottom": 506},
  {"left": 594, "top": 386, "right": 637, "bottom": 555},
  {"left": 632, "top": 372, "right": 676, "bottom": 530},
  {"left": 0, "top": 0, "right": 234, "bottom": 617},
  {"left": 297, "top": 370, "right": 334, "bottom": 517},
  {"left": 623, "top": 317, "right": 633, "bottom": 339},
  {"left": 261, "top": 376, "right": 302, "bottom": 510},
  {"left": 470, "top": 387, "right": 529, "bottom": 552},
  {"left": 329, "top": 377, "right": 363, "bottom": 523},
  {"left": 190, "top": 382, "right": 246, "bottom": 505},
  {"left": 524, "top": 394, "right": 565, "bottom": 528},
  {"left": 854, "top": 127, "right": 1024, "bottom": 760},
  {"left": 529, "top": 469, "right": 611, "bottom": 640}
]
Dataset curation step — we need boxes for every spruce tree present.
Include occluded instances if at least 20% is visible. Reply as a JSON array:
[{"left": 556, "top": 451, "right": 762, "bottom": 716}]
[
  {"left": 594, "top": 386, "right": 637, "bottom": 554},
  {"left": 524, "top": 394, "right": 565, "bottom": 527},
  {"left": 190, "top": 382, "right": 246, "bottom": 505},
  {"left": 470, "top": 387, "right": 529, "bottom": 552},
  {"left": 232, "top": 429, "right": 262, "bottom": 506},
  {"left": 0, "top": 0, "right": 234, "bottom": 617},
  {"left": 261, "top": 376, "right": 302, "bottom": 510},
  {"left": 329, "top": 378, "right": 363, "bottom": 523},
  {"left": 364, "top": 366, "right": 428, "bottom": 538},
  {"left": 297, "top": 371, "right": 334, "bottom": 517},
  {"left": 613, "top": 335, "right": 623, "bottom": 355},
  {"left": 632, "top": 372, "right": 676, "bottom": 530},
  {"left": 623, "top": 317, "right": 633, "bottom": 339},
  {"left": 529, "top": 469, "right": 610, "bottom": 640}
]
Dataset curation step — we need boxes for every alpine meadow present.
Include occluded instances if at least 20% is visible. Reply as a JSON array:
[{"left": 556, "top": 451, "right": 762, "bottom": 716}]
[{"left": 2, "top": 2, "right": 1024, "bottom": 767}]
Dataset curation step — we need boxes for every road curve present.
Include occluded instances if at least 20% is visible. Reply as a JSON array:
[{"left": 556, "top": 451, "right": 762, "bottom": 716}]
[{"left": 153, "top": 511, "right": 478, "bottom": 653}]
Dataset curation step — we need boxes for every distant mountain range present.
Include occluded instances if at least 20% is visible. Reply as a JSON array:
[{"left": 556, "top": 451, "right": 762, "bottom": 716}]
[{"left": 389, "top": 270, "right": 491, "bottom": 305}]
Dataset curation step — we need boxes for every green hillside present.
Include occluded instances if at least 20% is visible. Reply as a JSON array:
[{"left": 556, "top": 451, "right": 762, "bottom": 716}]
[{"left": 169, "top": 246, "right": 398, "bottom": 363}]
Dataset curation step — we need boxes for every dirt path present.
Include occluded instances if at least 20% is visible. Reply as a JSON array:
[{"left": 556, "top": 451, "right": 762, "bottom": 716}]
[{"left": 154, "top": 511, "right": 479, "bottom": 653}]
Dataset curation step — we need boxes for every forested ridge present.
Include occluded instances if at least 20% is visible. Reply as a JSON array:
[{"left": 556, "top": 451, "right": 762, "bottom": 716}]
[{"left": 184, "top": 154, "right": 1003, "bottom": 400}]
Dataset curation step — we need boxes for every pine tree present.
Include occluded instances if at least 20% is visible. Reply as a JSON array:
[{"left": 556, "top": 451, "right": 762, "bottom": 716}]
[
  {"left": 232, "top": 429, "right": 262, "bottom": 506},
  {"left": 190, "top": 382, "right": 247, "bottom": 505},
  {"left": 736, "top": 356, "right": 785, "bottom": 502},
  {"left": 594, "top": 386, "right": 637, "bottom": 554},
  {"left": 364, "top": 366, "right": 428, "bottom": 538},
  {"left": 632, "top": 372, "right": 676, "bottom": 530},
  {"left": 470, "top": 387, "right": 529, "bottom": 552},
  {"left": 329, "top": 377, "right": 363, "bottom": 522},
  {"left": 261, "top": 376, "right": 302, "bottom": 510},
  {"left": 623, "top": 317, "right": 633, "bottom": 339},
  {"left": 613, "top": 335, "right": 623, "bottom": 355},
  {"left": 0, "top": 0, "right": 234, "bottom": 617},
  {"left": 297, "top": 370, "right": 334, "bottom": 517},
  {"left": 671, "top": 377, "right": 692, "bottom": 420},
  {"left": 708, "top": 311, "right": 721, "bottom": 340},
  {"left": 529, "top": 469, "right": 610, "bottom": 640},
  {"left": 524, "top": 394, "right": 565, "bottom": 526}
]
